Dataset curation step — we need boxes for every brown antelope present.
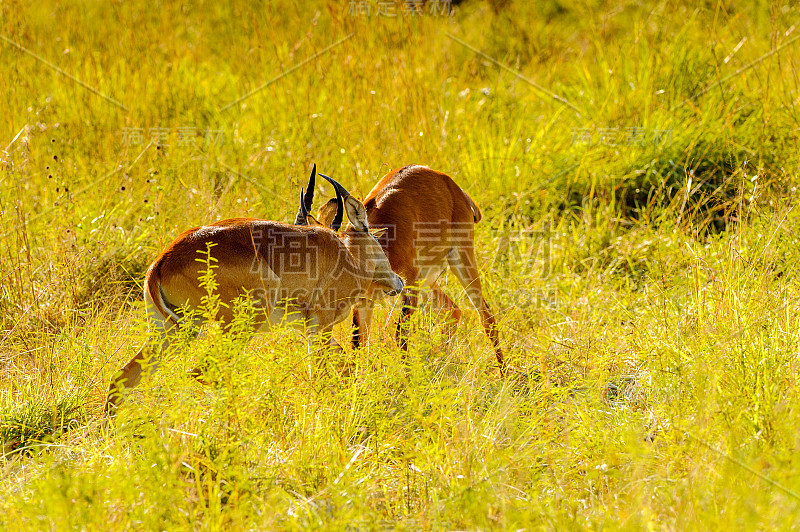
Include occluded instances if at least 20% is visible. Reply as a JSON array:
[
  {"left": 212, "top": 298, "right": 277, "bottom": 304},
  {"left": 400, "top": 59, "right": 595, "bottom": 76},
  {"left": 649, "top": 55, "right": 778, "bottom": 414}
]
[
  {"left": 315, "top": 165, "right": 503, "bottom": 374},
  {"left": 105, "top": 167, "right": 403, "bottom": 413}
]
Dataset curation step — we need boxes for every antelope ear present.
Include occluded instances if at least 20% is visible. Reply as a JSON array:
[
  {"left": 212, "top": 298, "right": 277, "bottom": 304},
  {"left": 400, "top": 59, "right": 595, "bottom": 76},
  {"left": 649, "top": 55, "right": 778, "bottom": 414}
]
[
  {"left": 370, "top": 227, "right": 388, "bottom": 238},
  {"left": 343, "top": 196, "right": 369, "bottom": 232},
  {"left": 317, "top": 198, "right": 339, "bottom": 228},
  {"left": 305, "top": 214, "right": 324, "bottom": 227}
]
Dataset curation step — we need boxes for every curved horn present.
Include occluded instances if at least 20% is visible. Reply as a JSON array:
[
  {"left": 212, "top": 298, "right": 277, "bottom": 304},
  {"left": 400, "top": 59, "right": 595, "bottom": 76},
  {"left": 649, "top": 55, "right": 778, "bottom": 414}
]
[
  {"left": 319, "top": 173, "right": 349, "bottom": 231},
  {"left": 293, "top": 164, "right": 316, "bottom": 225},
  {"left": 330, "top": 185, "right": 344, "bottom": 231},
  {"left": 318, "top": 173, "right": 351, "bottom": 199}
]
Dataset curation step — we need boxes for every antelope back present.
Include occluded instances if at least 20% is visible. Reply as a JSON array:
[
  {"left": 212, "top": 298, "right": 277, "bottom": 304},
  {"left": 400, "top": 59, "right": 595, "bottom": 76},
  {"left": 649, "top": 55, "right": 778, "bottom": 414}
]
[{"left": 360, "top": 165, "right": 481, "bottom": 281}]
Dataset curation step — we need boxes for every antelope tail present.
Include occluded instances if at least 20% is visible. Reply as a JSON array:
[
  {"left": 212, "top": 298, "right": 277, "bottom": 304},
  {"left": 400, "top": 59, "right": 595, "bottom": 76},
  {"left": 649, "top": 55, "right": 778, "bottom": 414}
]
[
  {"left": 464, "top": 190, "right": 482, "bottom": 223},
  {"left": 145, "top": 264, "right": 183, "bottom": 326}
]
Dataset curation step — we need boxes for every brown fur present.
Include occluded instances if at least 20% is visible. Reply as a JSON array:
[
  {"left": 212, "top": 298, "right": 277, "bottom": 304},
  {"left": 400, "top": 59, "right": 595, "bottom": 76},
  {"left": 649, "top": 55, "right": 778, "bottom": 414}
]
[
  {"left": 351, "top": 165, "right": 503, "bottom": 373},
  {"left": 106, "top": 214, "right": 402, "bottom": 413},
  {"left": 152, "top": 219, "right": 364, "bottom": 326}
]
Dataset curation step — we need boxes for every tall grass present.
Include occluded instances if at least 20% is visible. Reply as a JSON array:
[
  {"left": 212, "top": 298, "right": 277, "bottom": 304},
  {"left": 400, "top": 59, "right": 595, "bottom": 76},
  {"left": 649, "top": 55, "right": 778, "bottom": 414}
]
[{"left": 2, "top": 0, "right": 800, "bottom": 528}]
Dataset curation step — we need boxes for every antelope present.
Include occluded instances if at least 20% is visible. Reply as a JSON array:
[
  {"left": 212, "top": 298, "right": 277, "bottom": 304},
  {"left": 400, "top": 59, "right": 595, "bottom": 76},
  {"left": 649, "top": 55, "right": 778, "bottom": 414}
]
[
  {"left": 105, "top": 167, "right": 403, "bottom": 413},
  {"left": 314, "top": 165, "right": 504, "bottom": 374}
]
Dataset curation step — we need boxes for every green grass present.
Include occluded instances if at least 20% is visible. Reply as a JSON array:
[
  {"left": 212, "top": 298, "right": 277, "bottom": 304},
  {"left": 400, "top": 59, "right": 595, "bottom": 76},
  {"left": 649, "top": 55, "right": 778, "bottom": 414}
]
[{"left": 3, "top": 0, "right": 800, "bottom": 528}]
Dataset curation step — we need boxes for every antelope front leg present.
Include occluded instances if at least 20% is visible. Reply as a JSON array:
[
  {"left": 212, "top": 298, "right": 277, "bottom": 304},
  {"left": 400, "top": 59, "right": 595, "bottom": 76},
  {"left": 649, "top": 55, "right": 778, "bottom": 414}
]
[
  {"left": 352, "top": 297, "right": 375, "bottom": 349},
  {"left": 396, "top": 286, "right": 421, "bottom": 354},
  {"left": 307, "top": 321, "right": 341, "bottom": 352},
  {"left": 305, "top": 322, "right": 351, "bottom": 377}
]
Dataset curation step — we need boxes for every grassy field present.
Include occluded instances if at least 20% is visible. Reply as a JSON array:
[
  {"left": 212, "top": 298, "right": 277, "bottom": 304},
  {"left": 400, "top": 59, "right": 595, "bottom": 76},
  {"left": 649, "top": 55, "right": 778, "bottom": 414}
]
[{"left": 2, "top": 0, "right": 800, "bottom": 528}]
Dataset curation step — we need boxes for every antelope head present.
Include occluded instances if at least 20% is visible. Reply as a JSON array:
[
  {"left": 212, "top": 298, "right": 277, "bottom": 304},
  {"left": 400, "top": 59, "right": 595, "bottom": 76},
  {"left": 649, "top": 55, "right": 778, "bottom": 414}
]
[{"left": 315, "top": 173, "right": 403, "bottom": 297}]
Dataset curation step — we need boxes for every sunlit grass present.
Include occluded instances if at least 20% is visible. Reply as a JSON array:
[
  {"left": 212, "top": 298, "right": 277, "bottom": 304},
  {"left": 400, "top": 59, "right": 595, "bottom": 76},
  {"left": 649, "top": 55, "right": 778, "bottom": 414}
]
[{"left": 2, "top": 0, "right": 800, "bottom": 528}]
